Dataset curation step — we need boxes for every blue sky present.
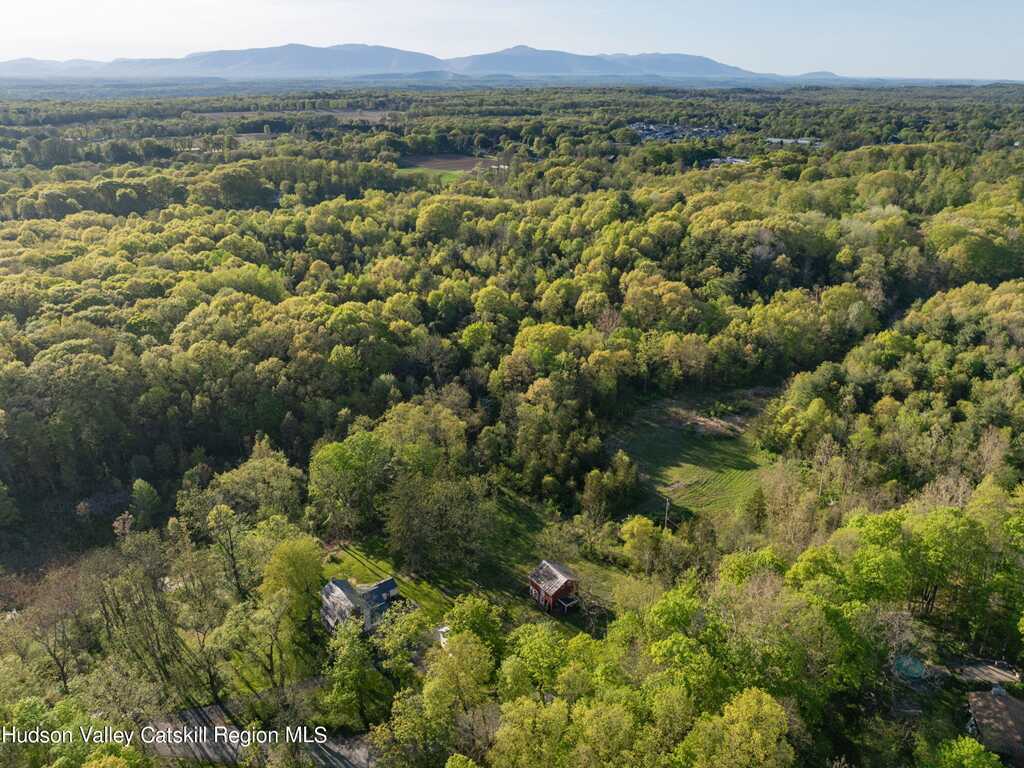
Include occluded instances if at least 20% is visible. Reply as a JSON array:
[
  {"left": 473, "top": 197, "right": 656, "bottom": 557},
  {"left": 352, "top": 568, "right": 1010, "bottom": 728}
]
[{"left": 7, "top": 0, "right": 1022, "bottom": 79}]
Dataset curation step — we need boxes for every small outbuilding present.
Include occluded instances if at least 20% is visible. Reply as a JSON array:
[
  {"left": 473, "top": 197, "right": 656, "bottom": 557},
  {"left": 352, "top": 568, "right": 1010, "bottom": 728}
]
[
  {"left": 321, "top": 576, "right": 400, "bottom": 633},
  {"left": 528, "top": 560, "right": 579, "bottom": 614},
  {"left": 436, "top": 625, "right": 452, "bottom": 648}
]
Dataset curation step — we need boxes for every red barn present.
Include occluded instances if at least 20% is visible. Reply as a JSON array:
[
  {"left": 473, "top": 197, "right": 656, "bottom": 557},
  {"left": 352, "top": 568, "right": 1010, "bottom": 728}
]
[{"left": 528, "top": 560, "right": 579, "bottom": 613}]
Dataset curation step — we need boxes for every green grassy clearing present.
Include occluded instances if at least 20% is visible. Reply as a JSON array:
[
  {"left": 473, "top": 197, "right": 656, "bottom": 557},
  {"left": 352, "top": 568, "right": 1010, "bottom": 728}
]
[
  {"left": 322, "top": 488, "right": 560, "bottom": 624},
  {"left": 323, "top": 395, "right": 774, "bottom": 634},
  {"left": 322, "top": 486, "right": 626, "bottom": 631},
  {"left": 323, "top": 541, "right": 454, "bottom": 620},
  {"left": 394, "top": 167, "right": 465, "bottom": 185},
  {"left": 612, "top": 395, "right": 771, "bottom": 524}
]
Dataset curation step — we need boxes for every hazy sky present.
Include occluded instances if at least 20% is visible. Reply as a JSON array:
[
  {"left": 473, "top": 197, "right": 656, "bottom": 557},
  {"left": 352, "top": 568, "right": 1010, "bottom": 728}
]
[{"left": 6, "top": 0, "right": 1022, "bottom": 79}]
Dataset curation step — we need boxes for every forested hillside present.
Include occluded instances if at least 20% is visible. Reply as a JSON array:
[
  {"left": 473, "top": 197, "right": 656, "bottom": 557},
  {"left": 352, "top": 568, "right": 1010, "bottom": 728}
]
[{"left": 1, "top": 86, "right": 1023, "bottom": 768}]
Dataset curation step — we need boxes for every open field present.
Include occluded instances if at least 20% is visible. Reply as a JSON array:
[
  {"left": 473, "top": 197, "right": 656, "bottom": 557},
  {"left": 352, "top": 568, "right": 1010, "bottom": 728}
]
[
  {"left": 393, "top": 167, "right": 464, "bottom": 185},
  {"left": 394, "top": 154, "right": 496, "bottom": 184},
  {"left": 323, "top": 486, "right": 627, "bottom": 631},
  {"left": 398, "top": 154, "right": 488, "bottom": 171},
  {"left": 611, "top": 391, "right": 775, "bottom": 523}
]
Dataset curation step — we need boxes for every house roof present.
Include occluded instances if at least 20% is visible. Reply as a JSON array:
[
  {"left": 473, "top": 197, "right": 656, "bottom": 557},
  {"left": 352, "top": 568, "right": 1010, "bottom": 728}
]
[
  {"left": 968, "top": 690, "right": 1024, "bottom": 765},
  {"left": 358, "top": 577, "right": 398, "bottom": 608},
  {"left": 322, "top": 575, "right": 400, "bottom": 629},
  {"left": 322, "top": 578, "right": 366, "bottom": 620},
  {"left": 529, "top": 560, "right": 576, "bottom": 595}
]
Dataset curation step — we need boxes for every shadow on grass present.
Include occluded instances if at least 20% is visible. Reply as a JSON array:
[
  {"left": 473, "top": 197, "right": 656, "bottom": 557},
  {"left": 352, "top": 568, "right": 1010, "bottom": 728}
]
[
  {"left": 325, "top": 488, "right": 550, "bottom": 621},
  {"left": 635, "top": 429, "right": 760, "bottom": 476}
]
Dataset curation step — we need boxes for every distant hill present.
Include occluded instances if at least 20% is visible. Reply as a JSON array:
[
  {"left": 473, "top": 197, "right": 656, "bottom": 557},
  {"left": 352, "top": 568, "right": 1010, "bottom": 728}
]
[
  {"left": 0, "top": 43, "right": 782, "bottom": 82},
  {"left": 0, "top": 58, "right": 106, "bottom": 77},
  {"left": 602, "top": 52, "right": 756, "bottom": 78},
  {"left": 796, "top": 70, "right": 842, "bottom": 80},
  {"left": 100, "top": 44, "right": 446, "bottom": 79},
  {"left": 2, "top": 43, "right": 1014, "bottom": 86},
  {"left": 446, "top": 46, "right": 628, "bottom": 76}
]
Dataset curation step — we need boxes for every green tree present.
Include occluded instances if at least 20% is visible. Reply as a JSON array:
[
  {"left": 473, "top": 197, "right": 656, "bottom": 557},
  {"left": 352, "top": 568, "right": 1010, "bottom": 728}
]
[
  {"left": 569, "top": 700, "right": 636, "bottom": 768},
  {"left": 322, "top": 618, "right": 387, "bottom": 729},
  {"left": 422, "top": 631, "right": 493, "bottom": 719},
  {"left": 441, "top": 595, "right": 506, "bottom": 659},
  {"left": 371, "top": 601, "right": 432, "bottom": 688},
  {"left": 129, "top": 479, "right": 161, "bottom": 529},
  {"left": 932, "top": 737, "right": 1003, "bottom": 768},
  {"left": 259, "top": 535, "right": 324, "bottom": 644},
  {"left": 212, "top": 594, "right": 294, "bottom": 696},
  {"left": 621, "top": 515, "right": 665, "bottom": 575},
  {"left": 489, "top": 697, "right": 570, "bottom": 768},
  {"left": 499, "top": 623, "right": 566, "bottom": 698},
  {"left": 166, "top": 517, "right": 229, "bottom": 703},
  {"left": 370, "top": 688, "right": 453, "bottom": 768},
  {"left": 309, "top": 431, "right": 392, "bottom": 535},
  {"left": 675, "top": 688, "right": 794, "bottom": 768},
  {"left": 207, "top": 504, "right": 256, "bottom": 599},
  {"left": 385, "top": 471, "right": 495, "bottom": 574}
]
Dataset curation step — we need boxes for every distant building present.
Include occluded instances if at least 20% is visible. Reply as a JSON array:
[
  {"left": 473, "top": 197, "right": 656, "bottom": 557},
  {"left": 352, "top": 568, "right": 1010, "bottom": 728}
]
[
  {"left": 967, "top": 688, "right": 1024, "bottom": 767},
  {"left": 627, "top": 122, "right": 732, "bottom": 142},
  {"left": 528, "top": 560, "right": 579, "bottom": 613},
  {"left": 707, "top": 157, "right": 750, "bottom": 167},
  {"left": 764, "top": 136, "right": 823, "bottom": 149},
  {"left": 321, "top": 576, "right": 400, "bottom": 633}
]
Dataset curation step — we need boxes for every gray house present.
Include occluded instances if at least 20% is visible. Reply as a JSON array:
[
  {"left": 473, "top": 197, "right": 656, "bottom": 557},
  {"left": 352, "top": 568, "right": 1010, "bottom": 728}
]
[{"left": 321, "top": 576, "right": 400, "bottom": 633}]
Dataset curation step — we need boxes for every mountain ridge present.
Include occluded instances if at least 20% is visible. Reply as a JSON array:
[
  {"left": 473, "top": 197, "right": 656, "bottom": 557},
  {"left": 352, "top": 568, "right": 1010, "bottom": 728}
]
[{"left": 0, "top": 43, "right": 802, "bottom": 81}]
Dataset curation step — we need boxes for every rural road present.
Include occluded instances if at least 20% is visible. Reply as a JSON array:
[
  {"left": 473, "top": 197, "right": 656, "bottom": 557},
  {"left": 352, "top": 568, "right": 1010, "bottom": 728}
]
[{"left": 146, "top": 700, "right": 372, "bottom": 767}]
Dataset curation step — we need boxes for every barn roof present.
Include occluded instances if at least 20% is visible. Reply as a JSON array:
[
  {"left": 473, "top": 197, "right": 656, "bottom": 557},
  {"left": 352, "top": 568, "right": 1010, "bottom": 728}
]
[
  {"left": 968, "top": 689, "right": 1024, "bottom": 765},
  {"left": 529, "top": 560, "right": 577, "bottom": 595}
]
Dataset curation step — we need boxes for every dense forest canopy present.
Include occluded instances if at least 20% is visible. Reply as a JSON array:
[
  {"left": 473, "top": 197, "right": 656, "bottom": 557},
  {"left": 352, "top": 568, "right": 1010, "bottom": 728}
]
[{"left": 1, "top": 84, "right": 1023, "bottom": 768}]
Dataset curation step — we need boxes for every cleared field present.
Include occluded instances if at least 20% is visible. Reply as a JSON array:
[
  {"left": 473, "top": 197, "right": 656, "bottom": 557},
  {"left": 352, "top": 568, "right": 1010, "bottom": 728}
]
[
  {"left": 398, "top": 154, "right": 488, "bottom": 171},
  {"left": 395, "top": 154, "right": 507, "bottom": 185},
  {"left": 322, "top": 486, "right": 628, "bottom": 631},
  {"left": 320, "top": 489, "right": 554, "bottom": 624},
  {"left": 612, "top": 393, "right": 773, "bottom": 523},
  {"left": 394, "top": 167, "right": 464, "bottom": 185}
]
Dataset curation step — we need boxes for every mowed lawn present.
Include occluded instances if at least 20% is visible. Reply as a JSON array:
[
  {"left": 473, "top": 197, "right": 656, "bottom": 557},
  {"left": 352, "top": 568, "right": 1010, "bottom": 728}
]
[
  {"left": 613, "top": 397, "right": 771, "bottom": 523},
  {"left": 321, "top": 488, "right": 577, "bottom": 625},
  {"left": 395, "top": 154, "right": 496, "bottom": 186},
  {"left": 324, "top": 542, "right": 454, "bottom": 619},
  {"left": 394, "top": 166, "right": 464, "bottom": 185}
]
